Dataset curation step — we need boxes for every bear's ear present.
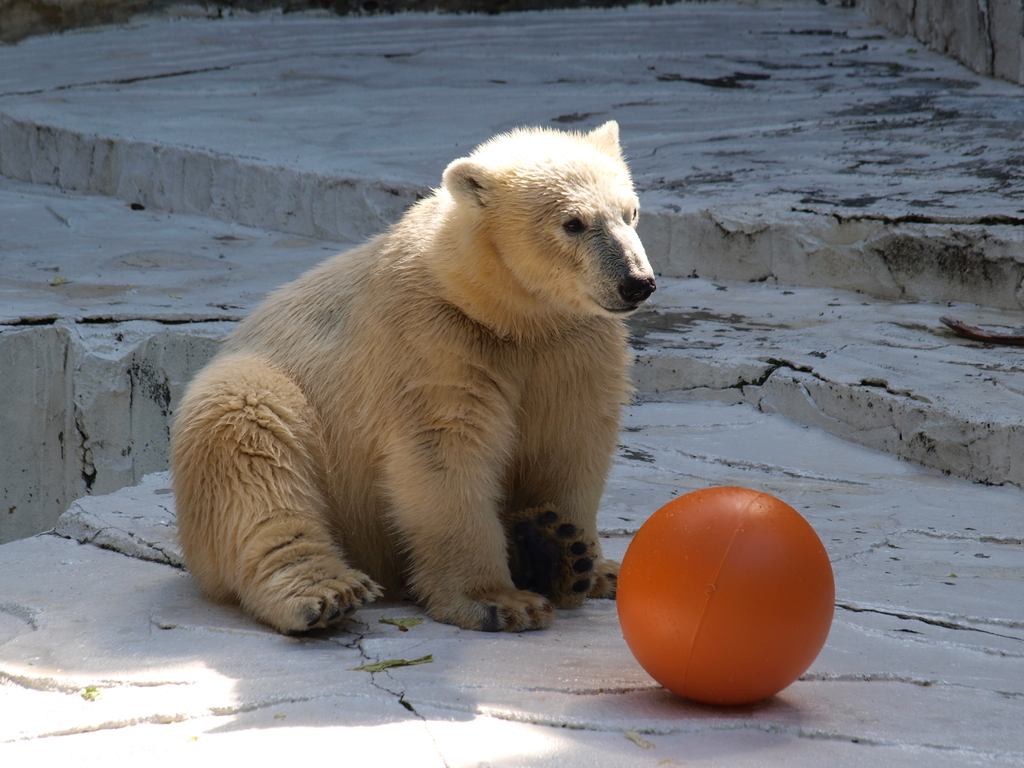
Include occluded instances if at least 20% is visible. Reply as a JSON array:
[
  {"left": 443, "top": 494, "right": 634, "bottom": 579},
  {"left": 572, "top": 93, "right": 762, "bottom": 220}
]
[
  {"left": 443, "top": 158, "right": 494, "bottom": 208},
  {"left": 585, "top": 121, "right": 622, "bottom": 160}
]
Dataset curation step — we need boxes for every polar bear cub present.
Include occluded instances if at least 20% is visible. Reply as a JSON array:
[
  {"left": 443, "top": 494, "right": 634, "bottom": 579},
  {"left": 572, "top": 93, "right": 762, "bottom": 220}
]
[{"left": 171, "top": 121, "right": 655, "bottom": 633}]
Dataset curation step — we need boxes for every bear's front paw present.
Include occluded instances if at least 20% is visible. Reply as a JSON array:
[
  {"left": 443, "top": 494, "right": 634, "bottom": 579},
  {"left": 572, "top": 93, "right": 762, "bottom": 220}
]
[
  {"left": 589, "top": 557, "right": 619, "bottom": 599},
  {"left": 505, "top": 506, "right": 598, "bottom": 610},
  {"left": 249, "top": 568, "right": 383, "bottom": 634},
  {"left": 429, "top": 588, "right": 555, "bottom": 632}
]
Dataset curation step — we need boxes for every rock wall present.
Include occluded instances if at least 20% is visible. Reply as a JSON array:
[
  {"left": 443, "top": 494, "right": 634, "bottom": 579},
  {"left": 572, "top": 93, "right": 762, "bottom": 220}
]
[
  {"left": 1, "top": 0, "right": 667, "bottom": 44},
  {"left": 861, "top": 0, "right": 1024, "bottom": 85},
  {"left": 0, "top": 320, "right": 229, "bottom": 542}
]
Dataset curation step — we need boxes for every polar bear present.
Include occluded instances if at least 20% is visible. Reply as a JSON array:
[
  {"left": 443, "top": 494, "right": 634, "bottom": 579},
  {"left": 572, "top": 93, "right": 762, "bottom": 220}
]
[{"left": 171, "top": 121, "right": 655, "bottom": 634}]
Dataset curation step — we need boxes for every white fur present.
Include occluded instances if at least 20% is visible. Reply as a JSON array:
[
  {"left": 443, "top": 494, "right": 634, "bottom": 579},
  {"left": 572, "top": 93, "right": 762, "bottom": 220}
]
[{"left": 171, "top": 122, "right": 655, "bottom": 633}]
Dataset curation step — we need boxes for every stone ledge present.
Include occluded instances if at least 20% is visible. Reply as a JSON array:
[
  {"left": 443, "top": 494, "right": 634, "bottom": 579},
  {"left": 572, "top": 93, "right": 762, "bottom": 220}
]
[
  {"left": 3, "top": 4, "right": 1024, "bottom": 311},
  {"left": 631, "top": 278, "right": 1024, "bottom": 487},
  {"left": 0, "top": 320, "right": 228, "bottom": 543},
  {"left": 54, "top": 470, "right": 183, "bottom": 566},
  {"left": 4, "top": 113, "right": 1022, "bottom": 312},
  {"left": 4, "top": 167, "right": 1023, "bottom": 541},
  {"left": 641, "top": 207, "right": 1024, "bottom": 311}
]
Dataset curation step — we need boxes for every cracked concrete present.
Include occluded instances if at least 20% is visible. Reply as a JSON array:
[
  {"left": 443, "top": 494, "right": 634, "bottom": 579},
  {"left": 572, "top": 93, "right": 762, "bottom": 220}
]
[{"left": 1, "top": 398, "right": 1022, "bottom": 764}]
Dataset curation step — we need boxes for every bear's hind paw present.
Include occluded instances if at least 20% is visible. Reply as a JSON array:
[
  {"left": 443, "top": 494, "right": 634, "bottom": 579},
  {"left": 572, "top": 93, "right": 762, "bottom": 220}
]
[
  {"left": 251, "top": 569, "right": 383, "bottom": 634},
  {"left": 431, "top": 588, "right": 555, "bottom": 632}
]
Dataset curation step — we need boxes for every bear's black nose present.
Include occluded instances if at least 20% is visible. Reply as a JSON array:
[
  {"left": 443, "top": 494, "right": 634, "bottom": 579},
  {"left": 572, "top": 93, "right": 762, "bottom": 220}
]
[{"left": 619, "top": 275, "right": 656, "bottom": 305}]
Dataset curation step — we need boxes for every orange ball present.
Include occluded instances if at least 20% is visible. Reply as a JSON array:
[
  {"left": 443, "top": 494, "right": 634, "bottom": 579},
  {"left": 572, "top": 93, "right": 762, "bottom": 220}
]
[{"left": 617, "top": 486, "right": 834, "bottom": 706}]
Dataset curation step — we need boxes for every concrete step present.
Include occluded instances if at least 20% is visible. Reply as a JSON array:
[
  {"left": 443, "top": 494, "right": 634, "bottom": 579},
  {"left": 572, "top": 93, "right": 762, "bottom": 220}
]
[
  {"left": 3, "top": 174, "right": 1021, "bottom": 542},
  {"left": 2, "top": 2, "right": 1023, "bottom": 541},
  {"left": 2, "top": 3, "right": 1023, "bottom": 310},
  {"left": 632, "top": 278, "right": 1024, "bottom": 488},
  {"left": 0, "top": 175, "right": 340, "bottom": 542}
]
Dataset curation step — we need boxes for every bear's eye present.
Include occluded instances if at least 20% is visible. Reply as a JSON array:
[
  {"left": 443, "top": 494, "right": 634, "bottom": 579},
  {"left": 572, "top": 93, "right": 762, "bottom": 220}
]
[{"left": 563, "top": 218, "right": 586, "bottom": 235}]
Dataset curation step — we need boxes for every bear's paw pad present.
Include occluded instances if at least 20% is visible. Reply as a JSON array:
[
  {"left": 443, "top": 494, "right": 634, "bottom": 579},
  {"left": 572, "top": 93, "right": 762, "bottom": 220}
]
[{"left": 505, "top": 506, "right": 598, "bottom": 609}]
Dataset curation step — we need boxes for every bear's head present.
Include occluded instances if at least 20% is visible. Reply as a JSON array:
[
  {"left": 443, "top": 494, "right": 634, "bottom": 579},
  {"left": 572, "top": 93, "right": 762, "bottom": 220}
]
[{"left": 441, "top": 122, "right": 656, "bottom": 321}]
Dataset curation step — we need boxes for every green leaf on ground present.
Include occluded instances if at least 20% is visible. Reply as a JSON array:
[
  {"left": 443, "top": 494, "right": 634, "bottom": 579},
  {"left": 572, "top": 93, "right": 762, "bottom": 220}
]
[
  {"left": 348, "top": 654, "right": 434, "bottom": 673},
  {"left": 379, "top": 617, "right": 424, "bottom": 631}
]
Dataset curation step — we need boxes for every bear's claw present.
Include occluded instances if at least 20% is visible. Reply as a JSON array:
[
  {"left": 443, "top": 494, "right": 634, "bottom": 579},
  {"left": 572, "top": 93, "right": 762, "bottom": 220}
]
[
  {"left": 481, "top": 605, "right": 504, "bottom": 632},
  {"left": 505, "top": 506, "right": 600, "bottom": 609},
  {"left": 589, "top": 558, "right": 619, "bottom": 599},
  {"left": 430, "top": 589, "right": 555, "bottom": 632},
  {"left": 255, "top": 568, "right": 383, "bottom": 634}
]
